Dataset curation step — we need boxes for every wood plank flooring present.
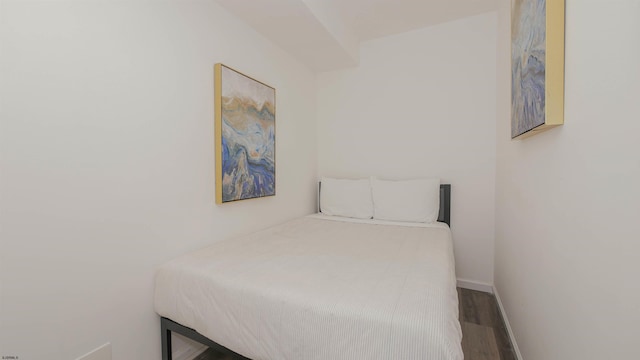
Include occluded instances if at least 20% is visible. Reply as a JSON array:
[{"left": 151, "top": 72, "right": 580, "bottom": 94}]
[
  {"left": 458, "top": 288, "right": 516, "bottom": 360},
  {"left": 189, "top": 288, "right": 516, "bottom": 360}
]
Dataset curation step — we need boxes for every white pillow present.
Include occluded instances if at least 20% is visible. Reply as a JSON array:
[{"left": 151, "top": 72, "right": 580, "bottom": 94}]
[
  {"left": 371, "top": 177, "right": 440, "bottom": 223},
  {"left": 320, "top": 177, "right": 373, "bottom": 219}
]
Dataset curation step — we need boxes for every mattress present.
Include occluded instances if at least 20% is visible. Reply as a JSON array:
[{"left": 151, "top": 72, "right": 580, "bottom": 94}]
[{"left": 154, "top": 214, "right": 462, "bottom": 360}]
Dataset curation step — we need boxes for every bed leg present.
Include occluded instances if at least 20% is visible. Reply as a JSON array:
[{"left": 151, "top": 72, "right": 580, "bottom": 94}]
[{"left": 161, "top": 317, "right": 172, "bottom": 360}]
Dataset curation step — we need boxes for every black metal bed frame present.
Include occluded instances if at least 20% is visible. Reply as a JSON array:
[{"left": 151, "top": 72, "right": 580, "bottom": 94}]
[
  {"left": 160, "top": 184, "right": 451, "bottom": 359},
  {"left": 438, "top": 184, "right": 451, "bottom": 226},
  {"left": 161, "top": 317, "right": 250, "bottom": 360}
]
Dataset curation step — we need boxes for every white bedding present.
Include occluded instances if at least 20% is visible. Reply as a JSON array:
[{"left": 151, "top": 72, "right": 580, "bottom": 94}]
[{"left": 154, "top": 215, "right": 462, "bottom": 360}]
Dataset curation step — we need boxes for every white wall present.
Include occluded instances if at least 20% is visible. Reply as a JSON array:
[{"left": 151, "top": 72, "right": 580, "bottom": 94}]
[
  {"left": 0, "top": 1, "right": 317, "bottom": 359},
  {"left": 317, "top": 13, "right": 497, "bottom": 285},
  {"left": 494, "top": 0, "right": 640, "bottom": 359}
]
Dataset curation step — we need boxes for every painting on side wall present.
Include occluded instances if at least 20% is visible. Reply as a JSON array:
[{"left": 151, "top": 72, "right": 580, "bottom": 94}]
[
  {"left": 511, "top": 0, "right": 564, "bottom": 139},
  {"left": 215, "top": 64, "right": 276, "bottom": 204}
]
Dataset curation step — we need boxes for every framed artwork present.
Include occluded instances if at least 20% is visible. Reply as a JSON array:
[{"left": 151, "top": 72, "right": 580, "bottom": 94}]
[
  {"left": 215, "top": 64, "right": 276, "bottom": 204},
  {"left": 511, "top": 0, "right": 565, "bottom": 139}
]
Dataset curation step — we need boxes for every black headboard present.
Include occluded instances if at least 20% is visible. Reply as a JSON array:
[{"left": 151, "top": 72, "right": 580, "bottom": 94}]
[
  {"left": 318, "top": 182, "right": 451, "bottom": 227},
  {"left": 438, "top": 184, "right": 451, "bottom": 227}
]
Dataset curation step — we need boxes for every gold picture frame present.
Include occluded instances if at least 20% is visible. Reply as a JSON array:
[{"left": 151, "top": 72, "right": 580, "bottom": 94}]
[
  {"left": 511, "top": 0, "right": 565, "bottom": 139},
  {"left": 215, "top": 64, "right": 276, "bottom": 204}
]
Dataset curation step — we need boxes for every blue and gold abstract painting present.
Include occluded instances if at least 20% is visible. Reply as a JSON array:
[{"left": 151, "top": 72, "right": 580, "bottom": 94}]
[
  {"left": 215, "top": 64, "right": 275, "bottom": 203},
  {"left": 511, "top": 0, "right": 546, "bottom": 138}
]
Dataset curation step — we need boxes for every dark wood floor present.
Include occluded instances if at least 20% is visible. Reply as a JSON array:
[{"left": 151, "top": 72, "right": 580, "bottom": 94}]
[
  {"left": 458, "top": 288, "right": 516, "bottom": 360},
  {"left": 192, "top": 288, "right": 516, "bottom": 360}
]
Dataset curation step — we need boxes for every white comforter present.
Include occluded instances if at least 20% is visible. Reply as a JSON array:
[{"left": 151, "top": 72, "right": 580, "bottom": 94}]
[{"left": 154, "top": 215, "right": 462, "bottom": 360}]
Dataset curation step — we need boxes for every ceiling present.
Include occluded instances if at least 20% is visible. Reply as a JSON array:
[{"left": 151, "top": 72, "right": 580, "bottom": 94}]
[
  {"left": 325, "top": 0, "right": 498, "bottom": 41},
  {"left": 214, "top": 0, "right": 498, "bottom": 71}
]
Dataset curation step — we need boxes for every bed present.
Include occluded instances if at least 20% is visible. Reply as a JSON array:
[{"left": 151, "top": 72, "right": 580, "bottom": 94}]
[{"left": 155, "top": 184, "right": 460, "bottom": 360}]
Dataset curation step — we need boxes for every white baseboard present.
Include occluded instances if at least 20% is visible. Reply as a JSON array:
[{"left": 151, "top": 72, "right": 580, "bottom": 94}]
[
  {"left": 456, "top": 278, "right": 494, "bottom": 293},
  {"left": 493, "top": 286, "right": 524, "bottom": 360}
]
